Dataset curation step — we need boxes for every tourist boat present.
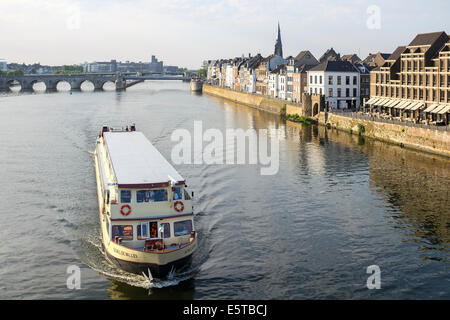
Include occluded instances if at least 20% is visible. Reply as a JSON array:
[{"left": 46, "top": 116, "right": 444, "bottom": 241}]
[
  {"left": 94, "top": 125, "right": 197, "bottom": 280},
  {"left": 190, "top": 78, "right": 203, "bottom": 92}
]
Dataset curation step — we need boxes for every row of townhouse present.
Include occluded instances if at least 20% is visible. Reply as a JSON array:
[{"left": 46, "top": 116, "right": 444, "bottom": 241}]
[
  {"left": 207, "top": 51, "right": 380, "bottom": 110},
  {"left": 205, "top": 24, "right": 388, "bottom": 110}
]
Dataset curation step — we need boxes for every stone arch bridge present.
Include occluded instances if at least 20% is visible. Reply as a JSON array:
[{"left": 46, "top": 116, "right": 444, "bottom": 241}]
[{"left": 0, "top": 73, "right": 191, "bottom": 93}]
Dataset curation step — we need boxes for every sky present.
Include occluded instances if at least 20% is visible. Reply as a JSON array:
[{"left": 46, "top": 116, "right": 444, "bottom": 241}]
[{"left": 1, "top": 0, "right": 449, "bottom": 69}]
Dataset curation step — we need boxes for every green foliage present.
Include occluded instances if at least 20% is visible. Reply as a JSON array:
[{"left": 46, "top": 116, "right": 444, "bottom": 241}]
[
  {"left": 0, "top": 69, "right": 24, "bottom": 76},
  {"left": 286, "top": 114, "right": 317, "bottom": 124},
  {"left": 197, "top": 68, "right": 207, "bottom": 78},
  {"left": 53, "top": 65, "right": 83, "bottom": 74},
  {"left": 357, "top": 123, "right": 365, "bottom": 135}
]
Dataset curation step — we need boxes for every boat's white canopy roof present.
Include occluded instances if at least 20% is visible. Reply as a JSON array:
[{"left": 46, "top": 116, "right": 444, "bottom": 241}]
[{"left": 103, "top": 131, "right": 185, "bottom": 188}]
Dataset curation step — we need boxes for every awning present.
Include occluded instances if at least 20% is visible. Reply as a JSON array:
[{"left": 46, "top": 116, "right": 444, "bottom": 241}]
[
  {"left": 388, "top": 100, "right": 401, "bottom": 108},
  {"left": 376, "top": 98, "right": 388, "bottom": 106},
  {"left": 366, "top": 97, "right": 379, "bottom": 104},
  {"left": 431, "top": 105, "right": 446, "bottom": 114},
  {"left": 405, "top": 101, "right": 421, "bottom": 111},
  {"left": 438, "top": 105, "right": 450, "bottom": 114},
  {"left": 402, "top": 102, "right": 415, "bottom": 110},
  {"left": 410, "top": 102, "right": 424, "bottom": 111},
  {"left": 383, "top": 99, "right": 394, "bottom": 107},
  {"left": 424, "top": 104, "right": 438, "bottom": 113},
  {"left": 395, "top": 101, "right": 409, "bottom": 109}
]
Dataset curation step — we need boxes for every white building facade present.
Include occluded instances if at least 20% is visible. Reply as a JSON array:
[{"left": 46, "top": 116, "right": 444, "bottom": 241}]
[{"left": 307, "top": 61, "right": 360, "bottom": 109}]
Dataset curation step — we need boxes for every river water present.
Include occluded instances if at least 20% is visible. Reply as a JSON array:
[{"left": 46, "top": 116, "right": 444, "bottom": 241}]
[{"left": 0, "top": 81, "right": 449, "bottom": 300}]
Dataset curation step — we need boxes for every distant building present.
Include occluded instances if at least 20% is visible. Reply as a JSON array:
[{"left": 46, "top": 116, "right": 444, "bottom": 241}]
[
  {"left": 342, "top": 54, "right": 362, "bottom": 64},
  {"left": 84, "top": 60, "right": 116, "bottom": 73},
  {"left": 149, "top": 55, "right": 163, "bottom": 73},
  {"left": 363, "top": 52, "right": 391, "bottom": 68},
  {"left": 164, "top": 66, "right": 180, "bottom": 74},
  {"left": 319, "top": 48, "right": 341, "bottom": 63},
  {"left": 0, "top": 59, "right": 7, "bottom": 72}
]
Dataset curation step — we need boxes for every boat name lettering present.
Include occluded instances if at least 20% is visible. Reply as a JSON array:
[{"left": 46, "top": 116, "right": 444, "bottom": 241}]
[{"left": 113, "top": 247, "right": 138, "bottom": 259}]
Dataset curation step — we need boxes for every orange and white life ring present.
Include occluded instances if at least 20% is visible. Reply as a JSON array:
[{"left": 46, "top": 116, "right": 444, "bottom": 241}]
[
  {"left": 120, "top": 204, "right": 131, "bottom": 216},
  {"left": 174, "top": 201, "right": 184, "bottom": 213}
]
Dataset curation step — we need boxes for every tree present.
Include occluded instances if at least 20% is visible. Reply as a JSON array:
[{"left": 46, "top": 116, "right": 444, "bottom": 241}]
[{"left": 197, "top": 68, "right": 207, "bottom": 79}]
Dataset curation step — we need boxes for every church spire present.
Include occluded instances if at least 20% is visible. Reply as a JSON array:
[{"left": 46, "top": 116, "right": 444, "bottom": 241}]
[{"left": 274, "top": 22, "right": 283, "bottom": 57}]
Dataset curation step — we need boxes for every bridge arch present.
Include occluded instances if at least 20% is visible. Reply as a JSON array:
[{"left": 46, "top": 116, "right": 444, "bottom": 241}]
[
  {"left": 102, "top": 80, "right": 116, "bottom": 91},
  {"left": 30, "top": 79, "right": 47, "bottom": 92},
  {"left": 6, "top": 79, "right": 22, "bottom": 92},
  {"left": 55, "top": 80, "right": 71, "bottom": 91},
  {"left": 80, "top": 79, "right": 94, "bottom": 91}
]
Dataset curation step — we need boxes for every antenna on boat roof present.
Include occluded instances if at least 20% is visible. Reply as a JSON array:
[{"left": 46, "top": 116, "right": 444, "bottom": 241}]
[{"left": 168, "top": 175, "right": 177, "bottom": 187}]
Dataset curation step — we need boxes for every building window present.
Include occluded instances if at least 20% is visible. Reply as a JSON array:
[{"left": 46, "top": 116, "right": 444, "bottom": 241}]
[
  {"left": 346, "top": 88, "right": 350, "bottom": 97},
  {"left": 353, "top": 88, "right": 357, "bottom": 97},
  {"left": 120, "top": 190, "right": 131, "bottom": 203},
  {"left": 353, "top": 76, "right": 357, "bottom": 85},
  {"left": 328, "top": 88, "right": 333, "bottom": 97},
  {"left": 329, "top": 76, "right": 333, "bottom": 85},
  {"left": 337, "top": 88, "right": 341, "bottom": 97},
  {"left": 319, "top": 76, "right": 322, "bottom": 84},
  {"left": 346, "top": 76, "right": 350, "bottom": 85},
  {"left": 337, "top": 76, "right": 341, "bottom": 85}
]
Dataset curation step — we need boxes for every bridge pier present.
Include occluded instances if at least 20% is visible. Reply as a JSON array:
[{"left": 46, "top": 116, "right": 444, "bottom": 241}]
[
  {"left": 115, "top": 76, "right": 126, "bottom": 91},
  {"left": 69, "top": 80, "right": 82, "bottom": 91}
]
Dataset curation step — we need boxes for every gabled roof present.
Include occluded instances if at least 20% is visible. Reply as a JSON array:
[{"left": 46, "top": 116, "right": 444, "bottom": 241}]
[
  {"left": 387, "top": 46, "right": 407, "bottom": 61},
  {"left": 342, "top": 54, "right": 361, "bottom": 62},
  {"left": 270, "top": 64, "right": 286, "bottom": 74},
  {"left": 309, "top": 60, "right": 358, "bottom": 73},
  {"left": 296, "top": 64, "right": 315, "bottom": 73},
  {"left": 294, "top": 50, "right": 311, "bottom": 61},
  {"left": 408, "top": 31, "right": 448, "bottom": 46}
]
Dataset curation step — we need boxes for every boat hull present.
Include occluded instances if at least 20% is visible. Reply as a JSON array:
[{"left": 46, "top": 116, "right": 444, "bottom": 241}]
[{"left": 105, "top": 249, "right": 194, "bottom": 278}]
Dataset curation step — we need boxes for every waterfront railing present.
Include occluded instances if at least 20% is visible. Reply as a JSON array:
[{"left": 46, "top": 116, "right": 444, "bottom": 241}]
[{"left": 330, "top": 110, "right": 449, "bottom": 132}]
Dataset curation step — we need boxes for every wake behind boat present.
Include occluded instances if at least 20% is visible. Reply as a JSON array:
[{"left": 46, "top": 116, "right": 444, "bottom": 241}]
[{"left": 94, "top": 125, "right": 197, "bottom": 280}]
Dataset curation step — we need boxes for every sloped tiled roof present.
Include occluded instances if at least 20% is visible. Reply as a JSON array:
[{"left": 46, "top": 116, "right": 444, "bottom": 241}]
[
  {"left": 309, "top": 60, "right": 358, "bottom": 72},
  {"left": 387, "top": 46, "right": 407, "bottom": 61},
  {"left": 408, "top": 31, "right": 448, "bottom": 46}
]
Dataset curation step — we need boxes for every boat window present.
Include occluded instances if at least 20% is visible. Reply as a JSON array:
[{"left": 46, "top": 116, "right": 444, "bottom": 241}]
[
  {"left": 140, "top": 222, "right": 149, "bottom": 238},
  {"left": 160, "top": 223, "right": 171, "bottom": 238},
  {"left": 174, "top": 220, "right": 193, "bottom": 237},
  {"left": 136, "top": 190, "right": 150, "bottom": 203},
  {"left": 112, "top": 225, "right": 133, "bottom": 240},
  {"left": 137, "top": 222, "right": 159, "bottom": 240},
  {"left": 136, "top": 189, "right": 168, "bottom": 203},
  {"left": 184, "top": 189, "right": 191, "bottom": 200},
  {"left": 153, "top": 189, "right": 168, "bottom": 202},
  {"left": 120, "top": 190, "right": 131, "bottom": 203},
  {"left": 173, "top": 187, "right": 183, "bottom": 200}
]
